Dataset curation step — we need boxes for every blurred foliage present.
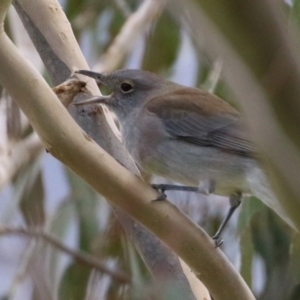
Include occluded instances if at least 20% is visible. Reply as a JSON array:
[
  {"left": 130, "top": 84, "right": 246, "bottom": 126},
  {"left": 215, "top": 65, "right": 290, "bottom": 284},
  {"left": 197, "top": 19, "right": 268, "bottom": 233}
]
[
  {"left": 142, "top": 12, "right": 180, "bottom": 73},
  {"left": 59, "top": 264, "right": 91, "bottom": 299},
  {"left": 18, "top": 162, "right": 45, "bottom": 227},
  {"left": 1, "top": 0, "right": 300, "bottom": 299}
]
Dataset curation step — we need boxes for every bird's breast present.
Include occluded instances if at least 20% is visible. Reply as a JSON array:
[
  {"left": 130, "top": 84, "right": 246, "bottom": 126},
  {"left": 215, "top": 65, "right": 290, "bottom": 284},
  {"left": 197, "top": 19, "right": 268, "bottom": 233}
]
[{"left": 120, "top": 112, "right": 167, "bottom": 168}]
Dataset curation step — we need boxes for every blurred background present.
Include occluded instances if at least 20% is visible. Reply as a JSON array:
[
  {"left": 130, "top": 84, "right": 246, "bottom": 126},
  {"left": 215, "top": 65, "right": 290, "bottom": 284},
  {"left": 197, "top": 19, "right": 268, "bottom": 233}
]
[{"left": 0, "top": 0, "right": 300, "bottom": 299}]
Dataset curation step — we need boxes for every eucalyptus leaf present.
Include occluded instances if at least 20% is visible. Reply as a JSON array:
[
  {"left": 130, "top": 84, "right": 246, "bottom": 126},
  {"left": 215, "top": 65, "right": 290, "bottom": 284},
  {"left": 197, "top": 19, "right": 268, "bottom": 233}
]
[
  {"left": 65, "top": 168, "right": 99, "bottom": 252},
  {"left": 58, "top": 263, "right": 91, "bottom": 300},
  {"left": 47, "top": 197, "right": 77, "bottom": 292},
  {"left": 142, "top": 12, "right": 180, "bottom": 72},
  {"left": 1, "top": 155, "right": 43, "bottom": 224},
  {"left": 238, "top": 196, "right": 264, "bottom": 234}
]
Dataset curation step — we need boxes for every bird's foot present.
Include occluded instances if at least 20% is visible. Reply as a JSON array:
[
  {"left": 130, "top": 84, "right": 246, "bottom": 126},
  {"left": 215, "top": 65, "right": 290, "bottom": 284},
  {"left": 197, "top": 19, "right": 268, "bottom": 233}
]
[
  {"left": 212, "top": 234, "right": 224, "bottom": 248},
  {"left": 151, "top": 184, "right": 168, "bottom": 201},
  {"left": 151, "top": 184, "right": 199, "bottom": 193},
  {"left": 151, "top": 184, "right": 200, "bottom": 201}
]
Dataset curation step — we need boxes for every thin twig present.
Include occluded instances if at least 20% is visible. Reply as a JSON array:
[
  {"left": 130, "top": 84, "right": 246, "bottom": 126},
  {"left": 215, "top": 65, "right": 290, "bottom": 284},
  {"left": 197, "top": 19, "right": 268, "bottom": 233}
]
[{"left": 0, "top": 226, "right": 131, "bottom": 283}]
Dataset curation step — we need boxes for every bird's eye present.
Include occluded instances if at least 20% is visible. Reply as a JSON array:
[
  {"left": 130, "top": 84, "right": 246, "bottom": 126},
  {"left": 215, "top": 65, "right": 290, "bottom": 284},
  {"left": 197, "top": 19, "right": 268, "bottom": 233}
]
[{"left": 120, "top": 82, "right": 133, "bottom": 93}]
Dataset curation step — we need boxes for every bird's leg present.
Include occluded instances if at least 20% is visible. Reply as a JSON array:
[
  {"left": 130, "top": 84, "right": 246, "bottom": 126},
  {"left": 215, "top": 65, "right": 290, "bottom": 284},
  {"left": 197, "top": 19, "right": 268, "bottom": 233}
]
[
  {"left": 151, "top": 184, "right": 168, "bottom": 201},
  {"left": 212, "top": 191, "right": 242, "bottom": 247},
  {"left": 151, "top": 179, "right": 215, "bottom": 200},
  {"left": 152, "top": 184, "right": 199, "bottom": 192},
  {"left": 151, "top": 184, "right": 201, "bottom": 201}
]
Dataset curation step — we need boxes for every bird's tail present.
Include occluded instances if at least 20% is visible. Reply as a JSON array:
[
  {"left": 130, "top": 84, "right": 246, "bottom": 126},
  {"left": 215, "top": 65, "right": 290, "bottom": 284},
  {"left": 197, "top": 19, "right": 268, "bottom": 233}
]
[{"left": 246, "top": 166, "right": 297, "bottom": 231}]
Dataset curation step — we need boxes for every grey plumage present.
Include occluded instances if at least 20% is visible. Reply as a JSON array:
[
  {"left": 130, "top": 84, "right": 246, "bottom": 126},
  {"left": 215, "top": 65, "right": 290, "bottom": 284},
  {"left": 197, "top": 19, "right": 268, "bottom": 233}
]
[{"left": 75, "top": 69, "right": 297, "bottom": 230}]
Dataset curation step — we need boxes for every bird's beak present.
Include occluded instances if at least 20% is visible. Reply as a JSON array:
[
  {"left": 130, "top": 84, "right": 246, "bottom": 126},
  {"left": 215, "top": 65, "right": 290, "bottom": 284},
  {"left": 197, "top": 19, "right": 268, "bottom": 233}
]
[
  {"left": 75, "top": 70, "right": 112, "bottom": 106},
  {"left": 74, "top": 95, "right": 110, "bottom": 106},
  {"left": 75, "top": 70, "right": 107, "bottom": 85}
]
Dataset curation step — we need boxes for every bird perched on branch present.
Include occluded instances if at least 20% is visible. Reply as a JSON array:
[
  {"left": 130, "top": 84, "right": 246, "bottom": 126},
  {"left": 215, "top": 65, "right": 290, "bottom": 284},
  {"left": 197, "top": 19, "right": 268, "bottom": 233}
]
[{"left": 75, "top": 69, "right": 296, "bottom": 242}]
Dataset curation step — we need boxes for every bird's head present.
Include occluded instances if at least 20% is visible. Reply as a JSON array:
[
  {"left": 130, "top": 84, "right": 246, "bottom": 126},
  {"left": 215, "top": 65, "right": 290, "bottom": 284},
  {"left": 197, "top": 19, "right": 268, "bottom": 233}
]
[{"left": 75, "top": 69, "right": 173, "bottom": 119}]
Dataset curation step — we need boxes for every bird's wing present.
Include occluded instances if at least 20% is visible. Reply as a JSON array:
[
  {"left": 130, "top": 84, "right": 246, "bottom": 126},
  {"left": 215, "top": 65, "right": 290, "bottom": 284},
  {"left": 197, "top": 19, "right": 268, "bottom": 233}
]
[{"left": 145, "top": 87, "right": 256, "bottom": 157}]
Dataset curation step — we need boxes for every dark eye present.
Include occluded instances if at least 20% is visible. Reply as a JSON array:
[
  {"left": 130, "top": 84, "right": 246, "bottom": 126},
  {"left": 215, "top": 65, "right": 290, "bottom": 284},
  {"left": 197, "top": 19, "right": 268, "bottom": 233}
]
[{"left": 120, "top": 82, "right": 133, "bottom": 93}]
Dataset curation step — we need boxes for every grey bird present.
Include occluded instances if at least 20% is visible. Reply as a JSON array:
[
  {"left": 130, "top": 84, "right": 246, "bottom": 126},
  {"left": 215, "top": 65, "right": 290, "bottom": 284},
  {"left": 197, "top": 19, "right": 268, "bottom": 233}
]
[{"left": 74, "top": 69, "right": 297, "bottom": 239}]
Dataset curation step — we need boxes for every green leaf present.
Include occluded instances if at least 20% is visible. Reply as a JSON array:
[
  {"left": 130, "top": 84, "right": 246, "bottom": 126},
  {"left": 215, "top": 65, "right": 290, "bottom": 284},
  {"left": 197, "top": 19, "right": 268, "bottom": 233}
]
[
  {"left": 289, "top": 284, "right": 300, "bottom": 300},
  {"left": 290, "top": 0, "right": 300, "bottom": 31},
  {"left": 142, "top": 12, "right": 180, "bottom": 72},
  {"left": 108, "top": 9, "right": 126, "bottom": 41},
  {"left": 1, "top": 156, "right": 44, "bottom": 225},
  {"left": 65, "top": 168, "right": 99, "bottom": 252},
  {"left": 239, "top": 228, "right": 253, "bottom": 287},
  {"left": 47, "top": 197, "right": 76, "bottom": 289},
  {"left": 19, "top": 167, "right": 45, "bottom": 226},
  {"left": 58, "top": 263, "right": 91, "bottom": 300},
  {"left": 251, "top": 209, "right": 290, "bottom": 268},
  {"left": 290, "top": 233, "right": 300, "bottom": 281},
  {"left": 238, "top": 196, "right": 264, "bottom": 234}
]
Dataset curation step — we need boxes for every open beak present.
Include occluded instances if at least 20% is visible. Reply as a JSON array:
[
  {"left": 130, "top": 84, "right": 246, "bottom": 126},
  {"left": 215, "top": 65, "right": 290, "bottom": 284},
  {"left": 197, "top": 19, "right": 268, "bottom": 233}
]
[
  {"left": 74, "top": 95, "right": 110, "bottom": 106},
  {"left": 74, "top": 70, "right": 112, "bottom": 106}
]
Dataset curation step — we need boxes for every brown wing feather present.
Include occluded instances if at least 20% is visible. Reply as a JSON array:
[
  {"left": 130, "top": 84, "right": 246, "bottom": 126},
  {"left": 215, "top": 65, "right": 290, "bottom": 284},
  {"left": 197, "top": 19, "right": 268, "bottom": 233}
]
[{"left": 145, "top": 87, "right": 256, "bottom": 157}]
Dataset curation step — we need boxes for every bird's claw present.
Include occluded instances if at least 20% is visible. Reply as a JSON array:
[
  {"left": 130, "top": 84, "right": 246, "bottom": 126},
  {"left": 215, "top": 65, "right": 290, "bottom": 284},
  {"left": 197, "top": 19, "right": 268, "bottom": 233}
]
[
  {"left": 151, "top": 184, "right": 167, "bottom": 201},
  {"left": 212, "top": 235, "right": 223, "bottom": 248}
]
